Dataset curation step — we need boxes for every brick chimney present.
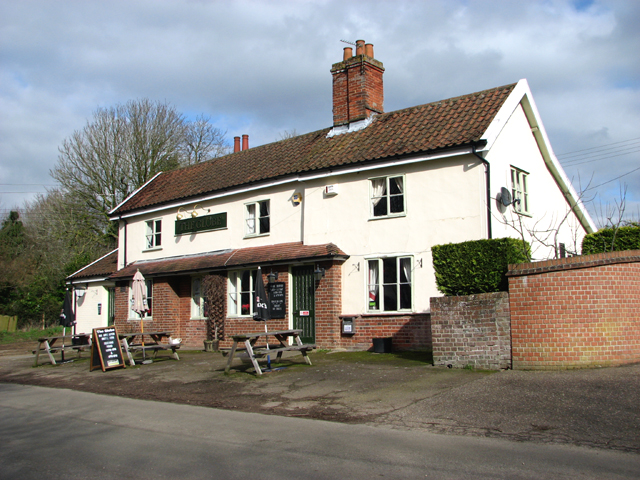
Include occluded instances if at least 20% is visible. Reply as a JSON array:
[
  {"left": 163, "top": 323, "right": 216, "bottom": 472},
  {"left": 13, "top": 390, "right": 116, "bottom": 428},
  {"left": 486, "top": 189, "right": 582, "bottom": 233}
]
[
  {"left": 233, "top": 135, "right": 250, "bottom": 152},
  {"left": 331, "top": 40, "right": 384, "bottom": 127}
]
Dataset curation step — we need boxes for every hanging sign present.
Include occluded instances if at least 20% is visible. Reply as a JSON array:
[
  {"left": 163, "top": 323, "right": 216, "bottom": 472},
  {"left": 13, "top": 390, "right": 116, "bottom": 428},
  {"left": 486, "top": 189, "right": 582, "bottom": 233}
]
[
  {"left": 175, "top": 212, "right": 227, "bottom": 236},
  {"left": 90, "top": 326, "right": 125, "bottom": 372},
  {"left": 268, "top": 282, "right": 286, "bottom": 319}
]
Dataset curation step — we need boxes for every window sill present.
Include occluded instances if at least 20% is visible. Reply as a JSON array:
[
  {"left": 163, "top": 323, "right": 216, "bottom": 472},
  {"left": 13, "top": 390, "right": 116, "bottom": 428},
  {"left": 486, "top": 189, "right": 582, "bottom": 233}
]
[
  {"left": 244, "top": 233, "right": 270, "bottom": 239},
  {"left": 363, "top": 311, "right": 415, "bottom": 316},
  {"left": 143, "top": 246, "right": 163, "bottom": 252},
  {"left": 368, "top": 213, "right": 406, "bottom": 221}
]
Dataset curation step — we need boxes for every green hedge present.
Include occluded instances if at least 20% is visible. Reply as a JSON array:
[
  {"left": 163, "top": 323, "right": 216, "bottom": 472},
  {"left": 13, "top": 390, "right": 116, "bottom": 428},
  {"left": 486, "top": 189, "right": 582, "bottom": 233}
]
[
  {"left": 581, "top": 225, "right": 640, "bottom": 255},
  {"left": 432, "top": 237, "right": 530, "bottom": 296}
]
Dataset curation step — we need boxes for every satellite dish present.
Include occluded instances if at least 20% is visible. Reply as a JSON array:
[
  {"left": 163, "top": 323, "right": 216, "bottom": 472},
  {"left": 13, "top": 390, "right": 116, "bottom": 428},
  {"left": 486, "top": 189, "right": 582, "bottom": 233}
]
[{"left": 500, "top": 187, "right": 520, "bottom": 207}]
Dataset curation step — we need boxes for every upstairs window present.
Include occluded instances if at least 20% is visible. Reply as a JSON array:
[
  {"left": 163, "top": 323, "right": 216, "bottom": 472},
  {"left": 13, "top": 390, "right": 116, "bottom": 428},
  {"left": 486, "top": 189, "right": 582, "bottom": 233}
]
[
  {"left": 511, "top": 167, "right": 529, "bottom": 215},
  {"left": 367, "top": 256, "right": 412, "bottom": 312},
  {"left": 145, "top": 219, "right": 162, "bottom": 249},
  {"left": 245, "top": 200, "right": 270, "bottom": 236},
  {"left": 228, "top": 270, "right": 257, "bottom": 316},
  {"left": 371, "top": 176, "right": 405, "bottom": 218}
]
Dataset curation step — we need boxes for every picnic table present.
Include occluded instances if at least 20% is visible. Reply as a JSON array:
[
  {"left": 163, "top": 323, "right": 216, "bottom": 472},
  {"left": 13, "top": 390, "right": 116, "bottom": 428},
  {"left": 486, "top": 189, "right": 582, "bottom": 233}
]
[
  {"left": 33, "top": 333, "right": 92, "bottom": 367},
  {"left": 118, "top": 331, "right": 181, "bottom": 366},
  {"left": 224, "top": 329, "right": 315, "bottom": 375}
]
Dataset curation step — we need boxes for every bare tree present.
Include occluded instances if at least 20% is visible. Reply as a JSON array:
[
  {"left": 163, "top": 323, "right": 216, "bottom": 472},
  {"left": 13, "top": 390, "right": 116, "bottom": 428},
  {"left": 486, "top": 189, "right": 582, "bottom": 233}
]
[
  {"left": 51, "top": 99, "right": 229, "bottom": 240},
  {"left": 277, "top": 129, "right": 298, "bottom": 141},
  {"left": 182, "top": 115, "right": 229, "bottom": 165}
]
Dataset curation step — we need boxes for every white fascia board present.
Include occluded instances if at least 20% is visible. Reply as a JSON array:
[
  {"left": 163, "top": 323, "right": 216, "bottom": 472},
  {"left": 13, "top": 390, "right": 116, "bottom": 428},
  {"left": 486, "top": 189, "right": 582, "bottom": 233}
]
[
  {"left": 66, "top": 277, "right": 114, "bottom": 286},
  {"left": 481, "top": 79, "right": 597, "bottom": 233},
  {"left": 113, "top": 147, "right": 473, "bottom": 220},
  {"left": 109, "top": 172, "right": 164, "bottom": 216},
  {"left": 66, "top": 248, "right": 118, "bottom": 279}
]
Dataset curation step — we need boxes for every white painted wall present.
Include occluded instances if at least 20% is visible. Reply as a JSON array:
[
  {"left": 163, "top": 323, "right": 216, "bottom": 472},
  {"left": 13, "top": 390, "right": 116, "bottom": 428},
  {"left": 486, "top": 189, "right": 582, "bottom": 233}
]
[
  {"left": 73, "top": 283, "right": 111, "bottom": 334},
  {"left": 486, "top": 104, "right": 587, "bottom": 259}
]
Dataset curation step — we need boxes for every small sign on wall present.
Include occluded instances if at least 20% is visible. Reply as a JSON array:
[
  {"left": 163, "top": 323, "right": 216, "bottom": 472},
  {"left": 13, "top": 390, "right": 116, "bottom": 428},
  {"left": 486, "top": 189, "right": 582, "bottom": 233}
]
[{"left": 299, "top": 310, "right": 310, "bottom": 316}]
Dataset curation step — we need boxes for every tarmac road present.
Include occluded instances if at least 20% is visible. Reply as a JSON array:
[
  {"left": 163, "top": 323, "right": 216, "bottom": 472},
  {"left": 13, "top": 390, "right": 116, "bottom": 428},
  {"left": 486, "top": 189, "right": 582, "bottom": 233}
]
[{"left": 1, "top": 383, "right": 639, "bottom": 480}]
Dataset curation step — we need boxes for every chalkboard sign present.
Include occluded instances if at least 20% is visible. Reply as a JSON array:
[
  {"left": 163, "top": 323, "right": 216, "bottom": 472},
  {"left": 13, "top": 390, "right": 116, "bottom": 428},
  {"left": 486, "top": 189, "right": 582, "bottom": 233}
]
[
  {"left": 90, "top": 326, "right": 125, "bottom": 372},
  {"left": 268, "top": 282, "right": 286, "bottom": 319}
]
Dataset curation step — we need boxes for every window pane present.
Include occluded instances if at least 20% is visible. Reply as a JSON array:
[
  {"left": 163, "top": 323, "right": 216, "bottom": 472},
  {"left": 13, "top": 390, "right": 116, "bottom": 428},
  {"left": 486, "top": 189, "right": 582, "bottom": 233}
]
[
  {"left": 155, "top": 220, "right": 161, "bottom": 233},
  {"left": 241, "top": 270, "right": 250, "bottom": 291},
  {"left": 373, "top": 197, "right": 387, "bottom": 217},
  {"left": 383, "top": 258, "right": 397, "bottom": 283},
  {"left": 246, "top": 204, "right": 256, "bottom": 234},
  {"left": 390, "top": 177, "right": 403, "bottom": 195},
  {"left": 241, "top": 292, "right": 250, "bottom": 315},
  {"left": 368, "top": 260, "right": 379, "bottom": 310},
  {"left": 383, "top": 284, "right": 397, "bottom": 312},
  {"left": 400, "top": 284, "right": 412, "bottom": 310},
  {"left": 259, "top": 200, "right": 269, "bottom": 217},
  {"left": 390, "top": 194, "right": 404, "bottom": 213},
  {"left": 228, "top": 273, "right": 238, "bottom": 315},
  {"left": 260, "top": 216, "right": 270, "bottom": 234}
]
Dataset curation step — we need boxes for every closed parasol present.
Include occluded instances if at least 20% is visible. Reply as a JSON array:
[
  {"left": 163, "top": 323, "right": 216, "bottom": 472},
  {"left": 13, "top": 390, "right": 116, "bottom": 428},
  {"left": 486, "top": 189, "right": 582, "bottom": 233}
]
[{"left": 132, "top": 270, "right": 151, "bottom": 363}]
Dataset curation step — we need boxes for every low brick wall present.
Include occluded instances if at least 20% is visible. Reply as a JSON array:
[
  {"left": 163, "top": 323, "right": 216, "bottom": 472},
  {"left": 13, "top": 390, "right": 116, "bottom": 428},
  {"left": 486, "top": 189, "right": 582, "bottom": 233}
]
[
  {"left": 430, "top": 292, "right": 511, "bottom": 370},
  {"left": 508, "top": 250, "right": 640, "bottom": 369}
]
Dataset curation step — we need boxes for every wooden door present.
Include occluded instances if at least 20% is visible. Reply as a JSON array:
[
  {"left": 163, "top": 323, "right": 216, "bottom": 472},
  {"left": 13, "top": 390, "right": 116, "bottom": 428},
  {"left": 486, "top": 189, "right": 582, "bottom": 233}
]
[{"left": 291, "top": 265, "right": 315, "bottom": 344}]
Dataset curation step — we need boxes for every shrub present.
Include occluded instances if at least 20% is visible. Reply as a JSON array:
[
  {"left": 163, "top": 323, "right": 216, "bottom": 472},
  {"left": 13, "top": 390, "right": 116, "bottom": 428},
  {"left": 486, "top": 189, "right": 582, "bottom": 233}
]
[
  {"left": 581, "top": 225, "right": 640, "bottom": 255},
  {"left": 432, "top": 237, "right": 530, "bottom": 296}
]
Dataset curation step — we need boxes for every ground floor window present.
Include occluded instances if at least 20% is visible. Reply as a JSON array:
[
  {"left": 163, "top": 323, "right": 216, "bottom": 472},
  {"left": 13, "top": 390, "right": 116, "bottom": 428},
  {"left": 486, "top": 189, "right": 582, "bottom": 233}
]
[
  {"left": 367, "top": 256, "right": 412, "bottom": 312},
  {"left": 228, "top": 269, "right": 257, "bottom": 316},
  {"left": 191, "top": 277, "right": 206, "bottom": 319},
  {"left": 129, "top": 279, "right": 153, "bottom": 319}
]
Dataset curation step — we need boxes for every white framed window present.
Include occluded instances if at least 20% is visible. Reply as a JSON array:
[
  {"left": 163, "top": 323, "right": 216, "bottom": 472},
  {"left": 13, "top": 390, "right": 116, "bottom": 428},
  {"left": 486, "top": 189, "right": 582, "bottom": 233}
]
[
  {"left": 511, "top": 167, "right": 529, "bottom": 215},
  {"left": 145, "top": 219, "right": 162, "bottom": 249},
  {"left": 191, "top": 277, "right": 206, "bottom": 319},
  {"left": 245, "top": 200, "right": 270, "bottom": 236},
  {"left": 367, "top": 256, "right": 412, "bottom": 312},
  {"left": 370, "top": 176, "right": 405, "bottom": 218},
  {"left": 129, "top": 279, "right": 153, "bottom": 319},
  {"left": 228, "top": 269, "right": 257, "bottom": 316}
]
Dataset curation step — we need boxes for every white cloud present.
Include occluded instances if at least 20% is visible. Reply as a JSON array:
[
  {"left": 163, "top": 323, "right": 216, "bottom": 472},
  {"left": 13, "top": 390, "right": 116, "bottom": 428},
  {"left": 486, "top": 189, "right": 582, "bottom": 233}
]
[{"left": 0, "top": 0, "right": 638, "bottom": 223}]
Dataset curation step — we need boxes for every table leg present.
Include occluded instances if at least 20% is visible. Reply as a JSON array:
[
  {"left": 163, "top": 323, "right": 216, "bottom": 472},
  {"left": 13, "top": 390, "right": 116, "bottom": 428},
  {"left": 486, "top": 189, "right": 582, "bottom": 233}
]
[
  {"left": 45, "top": 340, "right": 57, "bottom": 366},
  {"left": 224, "top": 340, "right": 240, "bottom": 374},
  {"left": 245, "top": 339, "right": 263, "bottom": 375},
  {"left": 294, "top": 335, "right": 313, "bottom": 365},
  {"left": 34, "top": 342, "right": 43, "bottom": 367},
  {"left": 122, "top": 338, "right": 135, "bottom": 366}
]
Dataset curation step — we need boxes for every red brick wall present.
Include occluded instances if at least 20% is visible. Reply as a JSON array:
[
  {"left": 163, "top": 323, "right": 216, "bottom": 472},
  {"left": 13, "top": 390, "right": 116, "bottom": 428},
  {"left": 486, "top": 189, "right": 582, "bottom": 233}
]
[
  {"left": 508, "top": 250, "right": 640, "bottom": 369},
  {"left": 430, "top": 292, "right": 511, "bottom": 370},
  {"left": 332, "top": 56, "right": 384, "bottom": 126}
]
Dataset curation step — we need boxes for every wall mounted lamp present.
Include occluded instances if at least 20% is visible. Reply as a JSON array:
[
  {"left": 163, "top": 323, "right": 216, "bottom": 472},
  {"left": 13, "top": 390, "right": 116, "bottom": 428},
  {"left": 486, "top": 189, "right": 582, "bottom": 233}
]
[
  {"left": 267, "top": 271, "right": 279, "bottom": 284},
  {"left": 314, "top": 266, "right": 325, "bottom": 282},
  {"left": 176, "top": 207, "right": 186, "bottom": 220}
]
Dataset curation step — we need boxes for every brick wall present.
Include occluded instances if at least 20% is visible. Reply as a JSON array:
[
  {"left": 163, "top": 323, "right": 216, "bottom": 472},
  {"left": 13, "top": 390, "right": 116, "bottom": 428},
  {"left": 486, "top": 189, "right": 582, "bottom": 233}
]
[
  {"left": 430, "top": 292, "right": 511, "bottom": 369},
  {"left": 508, "top": 250, "right": 640, "bottom": 369}
]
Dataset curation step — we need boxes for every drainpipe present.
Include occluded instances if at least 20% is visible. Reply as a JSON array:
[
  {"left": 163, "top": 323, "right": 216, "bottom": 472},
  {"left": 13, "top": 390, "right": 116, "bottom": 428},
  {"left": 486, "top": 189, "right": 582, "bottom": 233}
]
[{"left": 471, "top": 144, "right": 492, "bottom": 240}]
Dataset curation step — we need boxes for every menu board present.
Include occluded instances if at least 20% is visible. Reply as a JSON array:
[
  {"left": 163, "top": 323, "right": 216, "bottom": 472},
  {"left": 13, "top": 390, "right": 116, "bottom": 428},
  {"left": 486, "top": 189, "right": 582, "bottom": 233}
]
[
  {"left": 90, "top": 326, "right": 125, "bottom": 372},
  {"left": 268, "top": 282, "right": 286, "bottom": 319}
]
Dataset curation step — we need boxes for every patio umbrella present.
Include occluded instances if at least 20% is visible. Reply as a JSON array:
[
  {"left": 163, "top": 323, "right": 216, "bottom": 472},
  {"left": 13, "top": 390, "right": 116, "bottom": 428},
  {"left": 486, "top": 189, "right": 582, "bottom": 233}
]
[
  {"left": 132, "top": 270, "right": 151, "bottom": 363},
  {"left": 253, "top": 267, "right": 272, "bottom": 369},
  {"left": 58, "top": 289, "right": 76, "bottom": 362}
]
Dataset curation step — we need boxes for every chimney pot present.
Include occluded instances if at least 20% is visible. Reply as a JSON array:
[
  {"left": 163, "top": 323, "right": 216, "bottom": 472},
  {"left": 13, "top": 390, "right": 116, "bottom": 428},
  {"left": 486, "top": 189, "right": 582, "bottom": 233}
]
[
  {"left": 234, "top": 136, "right": 240, "bottom": 153},
  {"left": 242, "top": 134, "right": 249, "bottom": 151},
  {"left": 365, "top": 43, "right": 374, "bottom": 57},
  {"left": 355, "top": 39, "right": 365, "bottom": 56},
  {"left": 343, "top": 47, "right": 353, "bottom": 61}
]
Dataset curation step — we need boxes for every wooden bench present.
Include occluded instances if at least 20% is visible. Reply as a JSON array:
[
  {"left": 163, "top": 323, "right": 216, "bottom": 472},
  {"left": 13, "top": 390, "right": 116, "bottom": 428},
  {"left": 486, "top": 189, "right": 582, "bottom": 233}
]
[
  {"left": 119, "top": 331, "right": 181, "bottom": 366},
  {"left": 225, "top": 329, "right": 315, "bottom": 375},
  {"left": 33, "top": 334, "right": 92, "bottom": 366}
]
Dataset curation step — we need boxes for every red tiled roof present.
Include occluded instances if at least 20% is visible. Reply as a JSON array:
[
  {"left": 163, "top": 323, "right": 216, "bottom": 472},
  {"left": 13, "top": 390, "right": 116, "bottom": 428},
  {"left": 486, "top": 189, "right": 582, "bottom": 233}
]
[
  {"left": 109, "top": 242, "right": 348, "bottom": 279},
  {"left": 67, "top": 250, "right": 118, "bottom": 281},
  {"left": 112, "top": 83, "right": 516, "bottom": 215}
]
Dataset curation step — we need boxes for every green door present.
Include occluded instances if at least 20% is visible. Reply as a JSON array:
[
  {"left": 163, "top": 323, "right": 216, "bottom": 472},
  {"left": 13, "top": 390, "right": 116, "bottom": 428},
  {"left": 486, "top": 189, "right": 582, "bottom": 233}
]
[
  {"left": 292, "top": 265, "right": 315, "bottom": 344},
  {"left": 107, "top": 287, "right": 115, "bottom": 326}
]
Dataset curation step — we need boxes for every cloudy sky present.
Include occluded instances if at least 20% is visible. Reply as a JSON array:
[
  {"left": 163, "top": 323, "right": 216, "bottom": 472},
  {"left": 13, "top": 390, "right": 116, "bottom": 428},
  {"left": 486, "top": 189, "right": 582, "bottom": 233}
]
[{"left": 1, "top": 0, "right": 639, "bottom": 226}]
